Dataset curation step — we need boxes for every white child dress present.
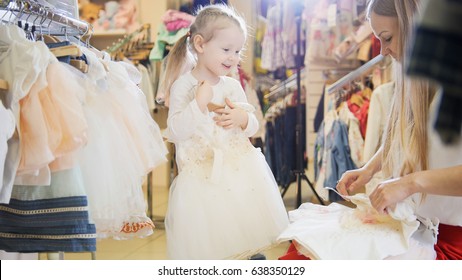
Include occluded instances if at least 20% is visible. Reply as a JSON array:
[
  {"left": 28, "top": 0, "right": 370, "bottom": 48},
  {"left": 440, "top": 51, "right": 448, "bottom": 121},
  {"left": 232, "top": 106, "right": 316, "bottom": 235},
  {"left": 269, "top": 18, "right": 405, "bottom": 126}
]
[
  {"left": 277, "top": 191, "right": 437, "bottom": 259},
  {"left": 165, "top": 72, "right": 289, "bottom": 259}
]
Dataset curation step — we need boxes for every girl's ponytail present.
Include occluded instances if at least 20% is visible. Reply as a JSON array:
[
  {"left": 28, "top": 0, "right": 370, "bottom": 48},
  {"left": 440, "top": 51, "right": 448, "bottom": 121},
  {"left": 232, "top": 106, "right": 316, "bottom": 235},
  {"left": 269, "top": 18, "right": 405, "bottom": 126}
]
[{"left": 159, "top": 32, "right": 193, "bottom": 106}]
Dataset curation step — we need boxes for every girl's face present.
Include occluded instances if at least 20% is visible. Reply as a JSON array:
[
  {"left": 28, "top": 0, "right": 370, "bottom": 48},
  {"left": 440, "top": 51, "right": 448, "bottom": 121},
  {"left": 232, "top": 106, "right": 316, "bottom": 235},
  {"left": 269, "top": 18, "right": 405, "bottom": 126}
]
[
  {"left": 197, "top": 24, "right": 245, "bottom": 78},
  {"left": 369, "top": 12, "right": 401, "bottom": 62}
]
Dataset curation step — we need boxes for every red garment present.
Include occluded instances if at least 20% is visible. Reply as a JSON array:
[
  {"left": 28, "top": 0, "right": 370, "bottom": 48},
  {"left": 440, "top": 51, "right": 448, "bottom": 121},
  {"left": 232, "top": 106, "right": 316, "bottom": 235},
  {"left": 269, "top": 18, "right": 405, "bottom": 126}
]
[
  {"left": 435, "top": 224, "right": 462, "bottom": 260},
  {"left": 371, "top": 35, "right": 381, "bottom": 58},
  {"left": 237, "top": 67, "right": 251, "bottom": 90},
  {"left": 347, "top": 97, "right": 370, "bottom": 139},
  {"left": 358, "top": 99, "right": 369, "bottom": 138},
  {"left": 347, "top": 101, "right": 360, "bottom": 115},
  {"left": 278, "top": 243, "right": 310, "bottom": 260}
]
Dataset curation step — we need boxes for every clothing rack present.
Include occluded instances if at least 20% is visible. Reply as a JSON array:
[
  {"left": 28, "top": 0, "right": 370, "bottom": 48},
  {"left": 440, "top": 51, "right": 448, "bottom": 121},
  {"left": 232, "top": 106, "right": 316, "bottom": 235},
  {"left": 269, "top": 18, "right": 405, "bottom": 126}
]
[
  {"left": 327, "top": 54, "right": 384, "bottom": 95},
  {"left": 269, "top": 11, "right": 324, "bottom": 208},
  {"left": 292, "top": 14, "right": 324, "bottom": 207},
  {"left": 0, "top": 0, "right": 90, "bottom": 36},
  {"left": 266, "top": 69, "right": 306, "bottom": 101},
  {"left": 106, "top": 23, "right": 151, "bottom": 54},
  {"left": 1, "top": 0, "right": 96, "bottom": 261}
]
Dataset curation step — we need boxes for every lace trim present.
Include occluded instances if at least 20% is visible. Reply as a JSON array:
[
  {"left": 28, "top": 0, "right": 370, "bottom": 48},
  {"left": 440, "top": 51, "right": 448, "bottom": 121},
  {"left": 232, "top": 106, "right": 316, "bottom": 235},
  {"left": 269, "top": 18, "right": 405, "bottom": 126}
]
[
  {"left": 120, "top": 221, "right": 155, "bottom": 234},
  {"left": 0, "top": 205, "right": 89, "bottom": 215},
  {"left": 0, "top": 232, "right": 97, "bottom": 240}
]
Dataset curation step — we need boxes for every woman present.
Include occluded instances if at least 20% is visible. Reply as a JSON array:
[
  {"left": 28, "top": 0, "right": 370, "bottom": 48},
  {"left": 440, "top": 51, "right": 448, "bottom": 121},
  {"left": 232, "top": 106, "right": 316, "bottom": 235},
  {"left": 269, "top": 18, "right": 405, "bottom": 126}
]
[
  {"left": 280, "top": 0, "right": 462, "bottom": 260},
  {"left": 337, "top": 0, "right": 462, "bottom": 260}
]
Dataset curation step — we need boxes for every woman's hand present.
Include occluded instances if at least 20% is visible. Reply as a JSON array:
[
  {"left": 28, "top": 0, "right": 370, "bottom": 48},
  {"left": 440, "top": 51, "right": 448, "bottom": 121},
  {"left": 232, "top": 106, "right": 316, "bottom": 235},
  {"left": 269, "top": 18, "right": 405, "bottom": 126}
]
[
  {"left": 369, "top": 166, "right": 462, "bottom": 213},
  {"left": 369, "top": 175, "right": 418, "bottom": 214},
  {"left": 336, "top": 167, "right": 374, "bottom": 196},
  {"left": 213, "top": 98, "right": 249, "bottom": 130}
]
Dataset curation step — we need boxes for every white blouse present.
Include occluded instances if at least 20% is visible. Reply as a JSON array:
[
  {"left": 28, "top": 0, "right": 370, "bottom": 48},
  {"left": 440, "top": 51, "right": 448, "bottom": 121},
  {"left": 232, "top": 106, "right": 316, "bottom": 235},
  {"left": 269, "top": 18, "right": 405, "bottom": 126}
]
[{"left": 415, "top": 93, "right": 462, "bottom": 226}]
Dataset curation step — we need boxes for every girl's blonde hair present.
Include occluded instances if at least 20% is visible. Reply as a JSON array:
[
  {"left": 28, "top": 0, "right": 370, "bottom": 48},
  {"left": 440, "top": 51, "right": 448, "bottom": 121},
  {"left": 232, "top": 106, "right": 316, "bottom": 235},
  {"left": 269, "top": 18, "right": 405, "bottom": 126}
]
[
  {"left": 160, "top": 4, "right": 247, "bottom": 106},
  {"left": 367, "top": 0, "right": 436, "bottom": 178}
]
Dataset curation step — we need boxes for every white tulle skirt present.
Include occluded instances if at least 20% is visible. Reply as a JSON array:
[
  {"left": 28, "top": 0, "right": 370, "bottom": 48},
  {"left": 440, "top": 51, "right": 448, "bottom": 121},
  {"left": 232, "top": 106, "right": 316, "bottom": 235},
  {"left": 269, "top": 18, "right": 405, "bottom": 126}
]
[
  {"left": 71, "top": 55, "right": 167, "bottom": 239},
  {"left": 166, "top": 147, "right": 289, "bottom": 260}
]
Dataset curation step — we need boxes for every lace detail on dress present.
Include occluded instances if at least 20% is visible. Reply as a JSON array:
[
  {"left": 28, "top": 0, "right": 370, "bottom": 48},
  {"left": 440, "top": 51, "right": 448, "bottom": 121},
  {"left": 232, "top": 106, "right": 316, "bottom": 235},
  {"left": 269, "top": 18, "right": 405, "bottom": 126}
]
[{"left": 178, "top": 124, "right": 256, "bottom": 182}]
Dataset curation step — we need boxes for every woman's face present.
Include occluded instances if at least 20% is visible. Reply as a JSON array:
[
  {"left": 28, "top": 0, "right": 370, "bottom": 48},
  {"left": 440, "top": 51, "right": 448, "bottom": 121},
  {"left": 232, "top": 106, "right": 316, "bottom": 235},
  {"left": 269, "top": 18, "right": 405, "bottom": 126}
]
[{"left": 369, "top": 12, "right": 401, "bottom": 62}]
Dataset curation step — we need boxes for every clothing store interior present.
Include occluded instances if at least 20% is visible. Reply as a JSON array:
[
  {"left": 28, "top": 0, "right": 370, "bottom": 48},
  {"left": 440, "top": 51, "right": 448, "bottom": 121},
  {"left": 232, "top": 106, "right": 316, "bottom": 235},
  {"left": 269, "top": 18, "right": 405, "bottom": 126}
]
[{"left": 1, "top": 0, "right": 461, "bottom": 260}]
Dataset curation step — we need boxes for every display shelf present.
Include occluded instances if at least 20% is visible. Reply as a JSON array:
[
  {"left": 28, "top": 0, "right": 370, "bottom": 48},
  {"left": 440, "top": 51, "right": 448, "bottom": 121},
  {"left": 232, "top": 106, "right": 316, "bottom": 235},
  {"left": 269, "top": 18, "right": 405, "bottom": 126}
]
[
  {"left": 89, "top": 29, "right": 126, "bottom": 51},
  {"left": 92, "top": 29, "right": 127, "bottom": 36}
]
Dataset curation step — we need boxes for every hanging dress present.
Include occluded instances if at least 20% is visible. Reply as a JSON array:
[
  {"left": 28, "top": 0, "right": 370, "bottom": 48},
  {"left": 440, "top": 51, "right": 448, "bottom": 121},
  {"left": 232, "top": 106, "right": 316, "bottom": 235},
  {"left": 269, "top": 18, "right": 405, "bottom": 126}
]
[{"left": 71, "top": 49, "right": 167, "bottom": 239}]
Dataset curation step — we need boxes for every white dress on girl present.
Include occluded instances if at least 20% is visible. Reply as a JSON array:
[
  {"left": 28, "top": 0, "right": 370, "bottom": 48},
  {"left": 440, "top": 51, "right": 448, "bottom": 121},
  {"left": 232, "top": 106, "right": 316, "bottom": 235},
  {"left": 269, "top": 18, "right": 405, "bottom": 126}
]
[{"left": 165, "top": 72, "right": 289, "bottom": 260}]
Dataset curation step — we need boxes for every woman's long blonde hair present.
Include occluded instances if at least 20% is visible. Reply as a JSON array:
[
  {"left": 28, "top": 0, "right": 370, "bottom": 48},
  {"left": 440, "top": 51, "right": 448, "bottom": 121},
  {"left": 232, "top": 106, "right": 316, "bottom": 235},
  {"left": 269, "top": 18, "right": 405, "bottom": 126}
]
[
  {"left": 367, "top": 0, "right": 436, "bottom": 178},
  {"left": 160, "top": 4, "right": 247, "bottom": 106}
]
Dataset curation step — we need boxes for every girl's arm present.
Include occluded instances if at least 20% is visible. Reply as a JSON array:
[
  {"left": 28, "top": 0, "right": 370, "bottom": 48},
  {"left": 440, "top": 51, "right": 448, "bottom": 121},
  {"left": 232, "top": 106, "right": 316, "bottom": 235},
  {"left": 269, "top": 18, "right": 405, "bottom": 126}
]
[
  {"left": 213, "top": 78, "right": 258, "bottom": 137},
  {"left": 167, "top": 81, "right": 209, "bottom": 142}
]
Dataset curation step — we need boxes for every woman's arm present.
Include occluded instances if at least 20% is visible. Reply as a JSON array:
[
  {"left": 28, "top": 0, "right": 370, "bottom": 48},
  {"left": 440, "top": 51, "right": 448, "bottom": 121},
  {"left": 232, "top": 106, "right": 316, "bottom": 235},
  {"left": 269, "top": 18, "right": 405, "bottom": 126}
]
[
  {"left": 363, "top": 146, "right": 383, "bottom": 176},
  {"left": 413, "top": 165, "right": 462, "bottom": 196},
  {"left": 370, "top": 165, "right": 462, "bottom": 213}
]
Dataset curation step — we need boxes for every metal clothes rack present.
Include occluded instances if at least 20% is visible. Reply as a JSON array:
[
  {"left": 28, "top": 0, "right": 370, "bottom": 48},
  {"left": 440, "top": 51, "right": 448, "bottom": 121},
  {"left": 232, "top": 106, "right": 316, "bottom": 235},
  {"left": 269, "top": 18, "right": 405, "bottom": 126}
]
[
  {"left": 266, "top": 69, "right": 306, "bottom": 101},
  {"left": 1, "top": 0, "right": 91, "bottom": 37},
  {"left": 1, "top": 0, "right": 95, "bottom": 261},
  {"left": 265, "top": 11, "right": 324, "bottom": 208},
  {"left": 291, "top": 14, "right": 324, "bottom": 208},
  {"left": 327, "top": 54, "right": 384, "bottom": 95}
]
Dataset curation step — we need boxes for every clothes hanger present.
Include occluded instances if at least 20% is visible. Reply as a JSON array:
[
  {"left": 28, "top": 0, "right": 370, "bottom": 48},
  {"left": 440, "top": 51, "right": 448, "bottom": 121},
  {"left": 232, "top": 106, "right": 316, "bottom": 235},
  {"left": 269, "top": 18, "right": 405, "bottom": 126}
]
[
  {"left": 40, "top": 14, "right": 61, "bottom": 43},
  {"left": 0, "top": 79, "right": 9, "bottom": 91},
  {"left": 60, "top": 20, "right": 89, "bottom": 73},
  {"left": 70, "top": 59, "right": 88, "bottom": 73},
  {"left": 49, "top": 44, "right": 83, "bottom": 57},
  {"left": 43, "top": 40, "right": 88, "bottom": 73}
]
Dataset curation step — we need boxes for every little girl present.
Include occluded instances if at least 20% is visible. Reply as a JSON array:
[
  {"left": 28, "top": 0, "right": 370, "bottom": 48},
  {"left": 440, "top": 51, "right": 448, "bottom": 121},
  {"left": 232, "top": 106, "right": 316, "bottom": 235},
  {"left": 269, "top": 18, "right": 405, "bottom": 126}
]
[{"left": 162, "top": 4, "right": 289, "bottom": 259}]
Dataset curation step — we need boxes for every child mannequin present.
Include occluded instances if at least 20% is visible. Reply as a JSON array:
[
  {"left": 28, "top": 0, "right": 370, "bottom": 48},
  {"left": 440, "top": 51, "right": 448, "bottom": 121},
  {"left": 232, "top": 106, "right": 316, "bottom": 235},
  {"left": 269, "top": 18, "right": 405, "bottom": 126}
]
[{"left": 162, "top": 4, "right": 289, "bottom": 260}]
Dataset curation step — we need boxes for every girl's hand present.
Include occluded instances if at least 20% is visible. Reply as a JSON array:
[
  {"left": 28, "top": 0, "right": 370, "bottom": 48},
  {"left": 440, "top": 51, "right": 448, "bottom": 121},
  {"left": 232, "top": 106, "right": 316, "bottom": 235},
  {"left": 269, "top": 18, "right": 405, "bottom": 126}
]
[
  {"left": 213, "top": 98, "right": 249, "bottom": 130},
  {"left": 195, "top": 81, "right": 213, "bottom": 112},
  {"left": 336, "top": 167, "right": 374, "bottom": 196}
]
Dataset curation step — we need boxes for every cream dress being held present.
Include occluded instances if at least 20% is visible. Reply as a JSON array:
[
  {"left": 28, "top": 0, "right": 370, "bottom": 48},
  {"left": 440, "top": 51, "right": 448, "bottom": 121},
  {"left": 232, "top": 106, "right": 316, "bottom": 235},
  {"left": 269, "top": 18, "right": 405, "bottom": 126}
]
[{"left": 165, "top": 72, "right": 289, "bottom": 260}]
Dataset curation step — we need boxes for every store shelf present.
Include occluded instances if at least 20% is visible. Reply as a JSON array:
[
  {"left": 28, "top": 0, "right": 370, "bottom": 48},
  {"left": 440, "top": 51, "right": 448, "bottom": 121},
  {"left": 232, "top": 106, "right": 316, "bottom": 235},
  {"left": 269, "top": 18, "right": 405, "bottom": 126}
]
[
  {"left": 89, "top": 29, "right": 126, "bottom": 50},
  {"left": 92, "top": 29, "right": 127, "bottom": 37}
]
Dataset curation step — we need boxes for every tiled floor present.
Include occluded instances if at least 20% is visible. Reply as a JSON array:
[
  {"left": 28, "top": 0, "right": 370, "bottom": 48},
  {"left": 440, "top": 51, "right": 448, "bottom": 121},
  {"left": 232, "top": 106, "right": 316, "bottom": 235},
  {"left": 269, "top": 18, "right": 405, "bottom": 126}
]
[{"left": 46, "top": 168, "right": 318, "bottom": 260}]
